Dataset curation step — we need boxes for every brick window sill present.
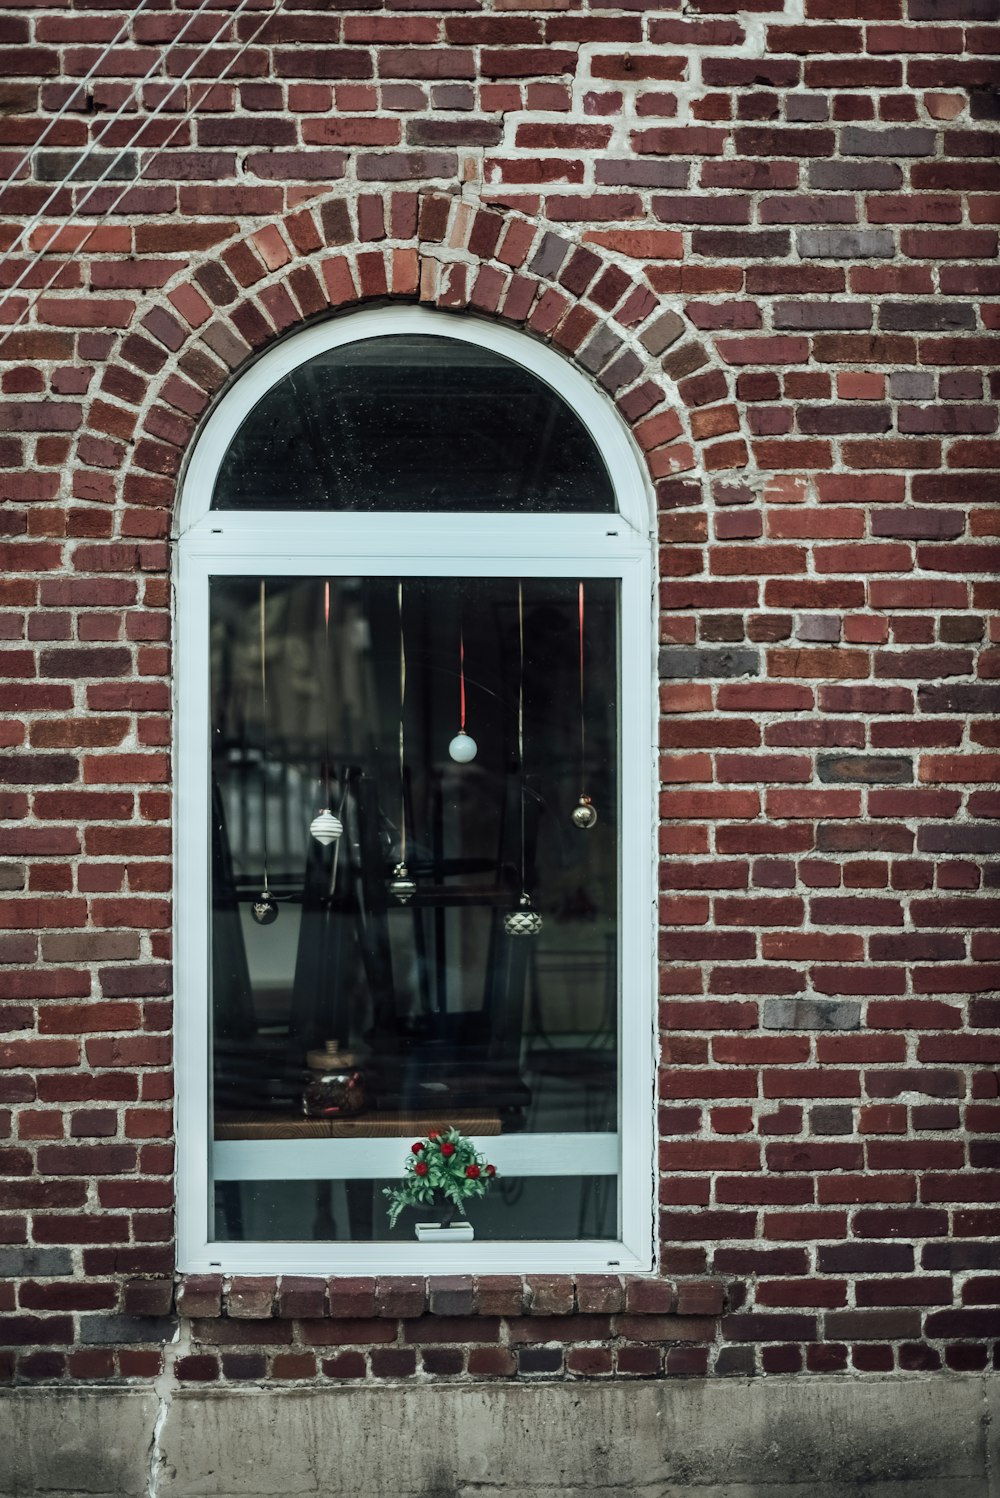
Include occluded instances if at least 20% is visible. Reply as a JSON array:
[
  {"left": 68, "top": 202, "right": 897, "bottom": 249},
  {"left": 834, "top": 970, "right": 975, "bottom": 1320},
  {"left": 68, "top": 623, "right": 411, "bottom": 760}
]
[{"left": 170, "top": 1272, "right": 725, "bottom": 1321}]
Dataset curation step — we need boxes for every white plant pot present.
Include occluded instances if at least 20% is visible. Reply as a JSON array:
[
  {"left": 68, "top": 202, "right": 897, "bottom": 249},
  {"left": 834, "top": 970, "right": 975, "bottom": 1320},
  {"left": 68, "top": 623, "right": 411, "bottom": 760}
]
[{"left": 415, "top": 1221, "right": 474, "bottom": 1243}]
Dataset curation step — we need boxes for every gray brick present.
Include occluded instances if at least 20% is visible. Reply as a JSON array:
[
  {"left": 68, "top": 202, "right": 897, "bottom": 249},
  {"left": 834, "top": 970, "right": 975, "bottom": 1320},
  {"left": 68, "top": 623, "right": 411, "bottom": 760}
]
[
  {"left": 80, "top": 1315, "right": 177, "bottom": 1345},
  {"left": 971, "top": 89, "right": 1000, "bottom": 122},
  {"left": 428, "top": 1276, "right": 475, "bottom": 1316},
  {"left": 840, "top": 127, "right": 937, "bottom": 157},
  {"left": 596, "top": 160, "right": 689, "bottom": 188},
  {"left": 818, "top": 753, "right": 913, "bottom": 784},
  {"left": 917, "top": 825, "right": 1000, "bottom": 855},
  {"left": 872, "top": 508, "right": 965, "bottom": 541},
  {"left": 529, "top": 231, "right": 571, "bottom": 279},
  {"left": 881, "top": 301, "right": 977, "bottom": 332},
  {"left": 598, "top": 349, "right": 644, "bottom": 394},
  {"left": 0, "top": 862, "right": 25, "bottom": 891},
  {"left": 798, "top": 228, "right": 894, "bottom": 260},
  {"left": 797, "top": 614, "right": 841, "bottom": 643},
  {"left": 659, "top": 646, "right": 760, "bottom": 680},
  {"left": 640, "top": 310, "right": 685, "bottom": 357},
  {"left": 786, "top": 95, "right": 829, "bottom": 122},
  {"left": 774, "top": 301, "right": 872, "bottom": 330},
  {"left": 694, "top": 229, "right": 790, "bottom": 258},
  {"left": 810, "top": 1106, "right": 855, "bottom": 1136},
  {"left": 809, "top": 161, "right": 904, "bottom": 191},
  {"left": 34, "top": 149, "right": 138, "bottom": 183},
  {"left": 577, "top": 324, "right": 625, "bottom": 375},
  {"left": 0, "top": 1247, "right": 73, "bottom": 1278},
  {"left": 910, "top": 0, "right": 996, "bottom": 16},
  {"left": 764, "top": 998, "right": 862, "bottom": 1031},
  {"left": 888, "top": 370, "right": 935, "bottom": 400}
]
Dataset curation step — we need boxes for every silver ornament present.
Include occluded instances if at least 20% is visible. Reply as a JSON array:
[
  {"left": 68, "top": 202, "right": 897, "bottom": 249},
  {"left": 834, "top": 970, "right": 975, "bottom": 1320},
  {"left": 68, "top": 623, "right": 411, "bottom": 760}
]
[
  {"left": 448, "top": 730, "right": 478, "bottom": 764},
  {"left": 251, "top": 890, "right": 278, "bottom": 925},
  {"left": 388, "top": 862, "right": 416, "bottom": 904},
  {"left": 310, "top": 808, "right": 344, "bottom": 846},
  {"left": 504, "top": 893, "right": 542, "bottom": 938},
  {"left": 572, "top": 795, "right": 598, "bottom": 830}
]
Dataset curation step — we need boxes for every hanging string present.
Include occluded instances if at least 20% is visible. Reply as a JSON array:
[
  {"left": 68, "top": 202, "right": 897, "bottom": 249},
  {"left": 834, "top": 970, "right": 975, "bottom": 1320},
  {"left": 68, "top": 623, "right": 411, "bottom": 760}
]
[
  {"left": 323, "top": 580, "right": 331, "bottom": 805},
  {"left": 459, "top": 621, "right": 466, "bottom": 733},
  {"left": 258, "top": 579, "right": 270, "bottom": 894},
  {"left": 518, "top": 580, "right": 526, "bottom": 896},
  {"left": 578, "top": 581, "right": 586, "bottom": 799},
  {"left": 398, "top": 581, "right": 407, "bottom": 869}
]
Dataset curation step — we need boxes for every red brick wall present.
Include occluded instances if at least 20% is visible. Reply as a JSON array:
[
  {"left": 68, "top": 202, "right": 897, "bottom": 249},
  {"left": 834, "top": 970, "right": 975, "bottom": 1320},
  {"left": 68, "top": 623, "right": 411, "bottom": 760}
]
[{"left": 1, "top": 0, "right": 998, "bottom": 1387}]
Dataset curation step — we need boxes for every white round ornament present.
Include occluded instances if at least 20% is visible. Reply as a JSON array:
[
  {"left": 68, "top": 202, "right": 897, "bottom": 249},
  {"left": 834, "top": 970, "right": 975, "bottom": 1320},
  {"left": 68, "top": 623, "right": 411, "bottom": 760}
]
[
  {"left": 448, "top": 730, "right": 478, "bottom": 763},
  {"left": 310, "top": 808, "right": 343, "bottom": 846}
]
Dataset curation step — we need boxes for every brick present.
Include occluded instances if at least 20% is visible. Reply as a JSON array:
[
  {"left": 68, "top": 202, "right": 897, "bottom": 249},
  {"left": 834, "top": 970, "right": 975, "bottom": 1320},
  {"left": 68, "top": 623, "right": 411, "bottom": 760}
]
[{"left": 798, "top": 229, "right": 895, "bottom": 259}]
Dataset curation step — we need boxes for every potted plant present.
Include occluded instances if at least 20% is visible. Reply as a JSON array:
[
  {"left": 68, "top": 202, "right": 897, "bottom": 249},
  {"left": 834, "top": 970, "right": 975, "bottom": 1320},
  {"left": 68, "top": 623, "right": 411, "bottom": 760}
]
[{"left": 384, "top": 1127, "right": 497, "bottom": 1241}]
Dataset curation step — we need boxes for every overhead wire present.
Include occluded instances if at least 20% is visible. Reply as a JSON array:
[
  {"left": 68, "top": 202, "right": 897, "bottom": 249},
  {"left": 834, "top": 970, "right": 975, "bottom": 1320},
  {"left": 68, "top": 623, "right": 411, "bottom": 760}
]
[
  {"left": 0, "top": 0, "right": 224, "bottom": 277},
  {"left": 0, "top": 0, "right": 283, "bottom": 358},
  {"left": 0, "top": 0, "right": 157, "bottom": 213}
]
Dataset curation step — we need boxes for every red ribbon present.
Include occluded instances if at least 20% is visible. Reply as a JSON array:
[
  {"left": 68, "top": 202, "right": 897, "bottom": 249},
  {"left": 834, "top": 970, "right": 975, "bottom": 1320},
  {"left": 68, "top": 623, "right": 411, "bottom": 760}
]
[{"left": 459, "top": 626, "right": 466, "bottom": 732}]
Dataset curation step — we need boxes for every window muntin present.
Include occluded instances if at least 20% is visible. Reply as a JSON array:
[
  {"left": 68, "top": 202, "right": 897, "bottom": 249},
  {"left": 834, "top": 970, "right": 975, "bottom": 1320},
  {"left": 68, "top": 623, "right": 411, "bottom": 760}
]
[
  {"left": 176, "top": 306, "right": 655, "bottom": 1275},
  {"left": 212, "top": 334, "right": 616, "bottom": 514}
]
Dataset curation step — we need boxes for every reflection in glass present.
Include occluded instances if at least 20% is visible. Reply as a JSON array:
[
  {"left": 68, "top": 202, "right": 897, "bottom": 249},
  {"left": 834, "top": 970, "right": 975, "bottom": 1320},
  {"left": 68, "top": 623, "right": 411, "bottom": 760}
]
[
  {"left": 210, "top": 576, "right": 620, "bottom": 1241},
  {"left": 212, "top": 335, "right": 615, "bottom": 513}
]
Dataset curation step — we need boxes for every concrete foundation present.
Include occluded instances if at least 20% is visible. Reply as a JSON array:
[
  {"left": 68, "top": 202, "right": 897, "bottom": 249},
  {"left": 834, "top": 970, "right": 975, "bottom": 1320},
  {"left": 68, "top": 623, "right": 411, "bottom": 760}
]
[{"left": 0, "top": 1376, "right": 996, "bottom": 1498}]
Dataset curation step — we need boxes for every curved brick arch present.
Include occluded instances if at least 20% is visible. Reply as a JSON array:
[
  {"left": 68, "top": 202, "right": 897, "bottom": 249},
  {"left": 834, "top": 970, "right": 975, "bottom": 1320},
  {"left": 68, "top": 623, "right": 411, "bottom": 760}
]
[{"left": 69, "top": 190, "right": 752, "bottom": 540}]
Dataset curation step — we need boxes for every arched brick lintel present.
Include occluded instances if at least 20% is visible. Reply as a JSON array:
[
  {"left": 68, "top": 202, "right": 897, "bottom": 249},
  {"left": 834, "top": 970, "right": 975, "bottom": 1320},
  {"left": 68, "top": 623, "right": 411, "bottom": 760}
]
[{"left": 71, "top": 190, "right": 753, "bottom": 539}]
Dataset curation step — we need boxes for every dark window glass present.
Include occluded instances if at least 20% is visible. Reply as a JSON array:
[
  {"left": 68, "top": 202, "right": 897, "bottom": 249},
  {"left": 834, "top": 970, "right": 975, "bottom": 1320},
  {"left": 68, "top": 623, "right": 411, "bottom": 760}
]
[
  {"left": 209, "top": 574, "right": 620, "bottom": 1242},
  {"left": 211, "top": 335, "right": 615, "bottom": 513}
]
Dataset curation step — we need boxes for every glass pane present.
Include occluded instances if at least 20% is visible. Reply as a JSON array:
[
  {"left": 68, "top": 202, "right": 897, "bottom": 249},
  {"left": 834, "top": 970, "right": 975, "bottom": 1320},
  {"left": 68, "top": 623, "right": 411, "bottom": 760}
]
[
  {"left": 211, "top": 335, "right": 615, "bottom": 513},
  {"left": 209, "top": 574, "right": 620, "bottom": 1242}
]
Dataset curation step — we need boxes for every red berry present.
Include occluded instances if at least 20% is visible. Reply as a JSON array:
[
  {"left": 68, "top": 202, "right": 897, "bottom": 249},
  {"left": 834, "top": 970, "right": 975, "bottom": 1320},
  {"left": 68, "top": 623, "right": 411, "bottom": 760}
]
[
  {"left": 486, "top": 1164, "right": 496, "bottom": 1177},
  {"left": 411, "top": 1141, "right": 424, "bottom": 1153},
  {"left": 441, "top": 1142, "right": 455, "bottom": 1156},
  {"left": 414, "top": 1160, "right": 428, "bottom": 1177},
  {"left": 465, "top": 1164, "right": 480, "bottom": 1179}
]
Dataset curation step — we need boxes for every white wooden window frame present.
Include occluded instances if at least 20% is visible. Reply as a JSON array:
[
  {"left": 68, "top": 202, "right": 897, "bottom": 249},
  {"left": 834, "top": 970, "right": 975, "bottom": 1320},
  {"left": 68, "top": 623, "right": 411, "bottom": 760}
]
[{"left": 174, "top": 304, "right": 658, "bottom": 1276}]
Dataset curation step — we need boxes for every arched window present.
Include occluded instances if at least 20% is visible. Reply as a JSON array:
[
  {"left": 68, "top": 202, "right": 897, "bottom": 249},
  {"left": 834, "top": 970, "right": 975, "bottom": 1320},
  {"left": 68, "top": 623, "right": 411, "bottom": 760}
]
[{"left": 176, "top": 305, "right": 655, "bottom": 1275}]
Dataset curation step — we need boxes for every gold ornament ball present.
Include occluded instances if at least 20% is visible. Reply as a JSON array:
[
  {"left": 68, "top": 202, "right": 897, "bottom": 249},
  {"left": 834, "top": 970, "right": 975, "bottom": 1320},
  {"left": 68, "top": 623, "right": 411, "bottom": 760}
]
[
  {"left": 572, "top": 795, "right": 598, "bottom": 830},
  {"left": 388, "top": 862, "right": 416, "bottom": 904}
]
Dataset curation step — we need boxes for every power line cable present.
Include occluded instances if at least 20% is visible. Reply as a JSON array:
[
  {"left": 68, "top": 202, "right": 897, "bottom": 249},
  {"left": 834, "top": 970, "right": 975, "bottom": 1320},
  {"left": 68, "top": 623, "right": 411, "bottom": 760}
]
[
  {"left": 0, "top": 0, "right": 157, "bottom": 210},
  {"left": 0, "top": 0, "right": 225, "bottom": 282},
  {"left": 0, "top": 0, "right": 284, "bottom": 361}
]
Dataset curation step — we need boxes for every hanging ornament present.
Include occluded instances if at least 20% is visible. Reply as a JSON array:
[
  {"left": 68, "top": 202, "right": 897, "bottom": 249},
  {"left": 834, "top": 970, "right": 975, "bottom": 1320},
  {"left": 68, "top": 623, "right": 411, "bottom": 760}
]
[
  {"left": 311, "top": 581, "right": 345, "bottom": 847},
  {"left": 388, "top": 861, "right": 416, "bottom": 905},
  {"left": 389, "top": 581, "right": 417, "bottom": 905},
  {"left": 254, "top": 579, "right": 278, "bottom": 925},
  {"left": 504, "top": 892, "right": 543, "bottom": 938},
  {"left": 310, "top": 808, "right": 343, "bottom": 845},
  {"left": 572, "top": 794, "right": 598, "bottom": 830},
  {"left": 251, "top": 889, "right": 278, "bottom": 926},
  {"left": 506, "top": 580, "right": 541, "bottom": 936},
  {"left": 448, "top": 620, "right": 478, "bottom": 763},
  {"left": 572, "top": 580, "right": 597, "bottom": 829}
]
